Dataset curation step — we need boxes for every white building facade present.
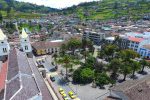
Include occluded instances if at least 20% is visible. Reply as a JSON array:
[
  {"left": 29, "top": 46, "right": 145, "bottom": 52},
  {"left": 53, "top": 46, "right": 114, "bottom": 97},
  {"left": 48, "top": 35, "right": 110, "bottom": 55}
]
[
  {"left": 121, "top": 32, "right": 150, "bottom": 58},
  {"left": 0, "top": 29, "right": 10, "bottom": 56},
  {"left": 20, "top": 28, "right": 32, "bottom": 53}
]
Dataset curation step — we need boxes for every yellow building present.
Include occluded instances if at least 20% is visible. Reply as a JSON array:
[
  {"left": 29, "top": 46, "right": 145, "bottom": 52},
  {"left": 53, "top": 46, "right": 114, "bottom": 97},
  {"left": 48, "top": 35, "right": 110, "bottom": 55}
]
[{"left": 32, "top": 41, "right": 63, "bottom": 56}]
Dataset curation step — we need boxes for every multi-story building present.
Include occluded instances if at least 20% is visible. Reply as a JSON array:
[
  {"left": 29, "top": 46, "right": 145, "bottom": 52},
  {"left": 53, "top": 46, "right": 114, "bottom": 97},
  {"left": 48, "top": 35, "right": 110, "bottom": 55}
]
[
  {"left": 105, "top": 32, "right": 150, "bottom": 58},
  {"left": 121, "top": 32, "right": 150, "bottom": 58},
  {"left": 83, "top": 31, "right": 105, "bottom": 45}
]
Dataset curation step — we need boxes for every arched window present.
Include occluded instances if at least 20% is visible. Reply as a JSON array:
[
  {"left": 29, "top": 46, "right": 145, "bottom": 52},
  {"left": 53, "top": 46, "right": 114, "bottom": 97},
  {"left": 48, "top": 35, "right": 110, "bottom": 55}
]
[
  {"left": 3, "top": 48, "right": 7, "bottom": 53},
  {"left": 25, "top": 46, "right": 28, "bottom": 50}
]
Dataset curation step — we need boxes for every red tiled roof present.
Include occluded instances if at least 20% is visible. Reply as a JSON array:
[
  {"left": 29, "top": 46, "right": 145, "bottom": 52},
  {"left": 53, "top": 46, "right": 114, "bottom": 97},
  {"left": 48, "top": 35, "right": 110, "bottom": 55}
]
[
  {"left": 128, "top": 37, "right": 144, "bottom": 42},
  {"left": 32, "top": 41, "right": 63, "bottom": 50},
  {"left": 0, "top": 61, "right": 8, "bottom": 92}
]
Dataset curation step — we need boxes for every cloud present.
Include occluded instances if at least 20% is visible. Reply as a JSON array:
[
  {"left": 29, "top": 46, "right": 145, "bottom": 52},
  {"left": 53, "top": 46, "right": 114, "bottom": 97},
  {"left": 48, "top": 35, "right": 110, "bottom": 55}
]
[{"left": 16, "top": 0, "right": 100, "bottom": 9}]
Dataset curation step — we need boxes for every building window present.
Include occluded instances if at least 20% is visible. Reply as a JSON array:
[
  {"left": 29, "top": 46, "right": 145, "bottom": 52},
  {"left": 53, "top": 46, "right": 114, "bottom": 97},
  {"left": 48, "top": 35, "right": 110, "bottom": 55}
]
[
  {"left": 3, "top": 48, "right": 7, "bottom": 53},
  {"left": 25, "top": 46, "right": 28, "bottom": 50}
]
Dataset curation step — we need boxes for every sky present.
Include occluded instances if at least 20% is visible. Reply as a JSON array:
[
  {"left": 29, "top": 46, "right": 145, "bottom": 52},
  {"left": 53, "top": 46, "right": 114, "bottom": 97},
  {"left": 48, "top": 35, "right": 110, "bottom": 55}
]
[{"left": 16, "top": 0, "right": 100, "bottom": 9}]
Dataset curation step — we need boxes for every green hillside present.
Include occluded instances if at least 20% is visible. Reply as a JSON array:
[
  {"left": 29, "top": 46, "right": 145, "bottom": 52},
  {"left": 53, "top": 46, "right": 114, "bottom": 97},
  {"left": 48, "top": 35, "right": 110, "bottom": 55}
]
[
  {"left": 62, "top": 0, "right": 150, "bottom": 20},
  {"left": 0, "top": 0, "right": 58, "bottom": 18}
]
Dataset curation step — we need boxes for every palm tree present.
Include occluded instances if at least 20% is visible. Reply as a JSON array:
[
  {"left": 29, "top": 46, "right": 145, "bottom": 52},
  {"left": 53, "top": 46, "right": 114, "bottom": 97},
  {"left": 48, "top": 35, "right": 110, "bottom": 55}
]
[{"left": 57, "top": 54, "right": 79, "bottom": 80}]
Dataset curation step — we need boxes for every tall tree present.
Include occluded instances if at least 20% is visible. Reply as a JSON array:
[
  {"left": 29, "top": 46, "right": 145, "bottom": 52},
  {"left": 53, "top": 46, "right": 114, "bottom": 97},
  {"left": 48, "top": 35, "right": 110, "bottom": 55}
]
[
  {"left": 108, "top": 59, "right": 122, "bottom": 79},
  {"left": 68, "top": 38, "right": 81, "bottom": 55},
  {"left": 57, "top": 54, "right": 79, "bottom": 79},
  {"left": 82, "top": 39, "right": 93, "bottom": 52},
  {"left": 119, "top": 49, "right": 139, "bottom": 61},
  {"left": 0, "top": 12, "right": 3, "bottom": 22},
  {"left": 130, "top": 60, "right": 140, "bottom": 78},
  {"left": 52, "top": 53, "right": 58, "bottom": 65},
  {"left": 120, "top": 62, "right": 132, "bottom": 81},
  {"left": 103, "top": 44, "right": 119, "bottom": 61},
  {"left": 60, "top": 43, "right": 67, "bottom": 56},
  {"left": 139, "top": 59, "right": 148, "bottom": 73}
]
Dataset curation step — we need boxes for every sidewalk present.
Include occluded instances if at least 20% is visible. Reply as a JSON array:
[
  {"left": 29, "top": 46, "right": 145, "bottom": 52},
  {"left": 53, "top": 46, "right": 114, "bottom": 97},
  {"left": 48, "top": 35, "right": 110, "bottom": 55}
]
[{"left": 45, "top": 80, "right": 59, "bottom": 100}]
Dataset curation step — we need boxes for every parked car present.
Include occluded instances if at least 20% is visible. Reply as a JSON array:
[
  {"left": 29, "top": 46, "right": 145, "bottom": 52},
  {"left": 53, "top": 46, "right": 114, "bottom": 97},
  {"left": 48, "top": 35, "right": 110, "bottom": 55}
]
[
  {"left": 42, "top": 60, "right": 45, "bottom": 63},
  {"left": 59, "top": 87, "right": 65, "bottom": 95},
  {"left": 50, "top": 76, "right": 55, "bottom": 82},
  {"left": 68, "top": 91, "right": 77, "bottom": 99},
  {"left": 62, "top": 93, "right": 70, "bottom": 100}
]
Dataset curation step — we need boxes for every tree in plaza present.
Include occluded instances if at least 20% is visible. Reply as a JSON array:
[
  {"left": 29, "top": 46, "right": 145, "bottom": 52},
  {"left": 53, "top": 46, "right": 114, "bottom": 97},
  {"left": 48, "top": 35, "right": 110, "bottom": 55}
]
[
  {"left": 130, "top": 60, "right": 140, "bottom": 78},
  {"left": 103, "top": 44, "right": 119, "bottom": 61},
  {"left": 80, "top": 68, "right": 94, "bottom": 84},
  {"left": 87, "top": 40, "right": 94, "bottom": 52},
  {"left": 67, "top": 38, "right": 81, "bottom": 55},
  {"left": 113, "top": 36, "right": 122, "bottom": 49},
  {"left": 57, "top": 54, "right": 79, "bottom": 79},
  {"left": 119, "top": 49, "right": 139, "bottom": 61},
  {"left": 60, "top": 43, "right": 67, "bottom": 56},
  {"left": 108, "top": 58, "right": 122, "bottom": 79},
  {"left": 139, "top": 59, "right": 148, "bottom": 73},
  {"left": 52, "top": 53, "right": 58, "bottom": 66},
  {"left": 84, "top": 55, "right": 96, "bottom": 69},
  {"left": 82, "top": 39, "right": 87, "bottom": 51},
  {"left": 73, "top": 67, "right": 94, "bottom": 84},
  {"left": 73, "top": 68, "right": 82, "bottom": 83},
  {"left": 95, "top": 72, "right": 110, "bottom": 88},
  {"left": 98, "top": 50, "right": 106, "bottom": 59},
  {"left": 119, "top": 62, "right": 132, "bottom": 81},
  {"left": 82, "top": 39, "right": 94, "bottom": 52},
  {"left": 82, "top": 50, "right": 89, "bottom": 60},
  {"left": 0, "top": 12, "right": 3, "bottom": 22}
]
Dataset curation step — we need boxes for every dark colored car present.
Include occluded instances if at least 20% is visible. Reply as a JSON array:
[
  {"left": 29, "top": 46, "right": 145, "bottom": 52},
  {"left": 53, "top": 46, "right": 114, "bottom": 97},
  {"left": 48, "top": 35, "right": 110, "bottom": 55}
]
[{"left": 50, "top": 76, "right": 55, "bottom": 82}]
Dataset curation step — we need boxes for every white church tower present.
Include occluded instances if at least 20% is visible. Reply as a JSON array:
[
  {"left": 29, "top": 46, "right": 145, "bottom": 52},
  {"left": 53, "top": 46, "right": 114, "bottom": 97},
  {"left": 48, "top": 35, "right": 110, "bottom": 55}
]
[
  {"left": 0, "top": 29, "right": 10, "bottom": 56},
  {"left": 20, "top": 28, "right": 32, "bottom": 53}
]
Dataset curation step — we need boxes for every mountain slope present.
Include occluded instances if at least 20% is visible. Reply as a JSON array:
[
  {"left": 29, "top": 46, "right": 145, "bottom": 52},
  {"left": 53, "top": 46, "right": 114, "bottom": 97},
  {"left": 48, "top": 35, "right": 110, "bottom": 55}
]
[
  {"left": 0, "top": 0, "right": 58, "bottom": 13},
  {"left": 0, "top": 0, "right": 59, "bottom": 18},
  {"left": 61, "top": 0, "right": 150, "bottom": 20}
]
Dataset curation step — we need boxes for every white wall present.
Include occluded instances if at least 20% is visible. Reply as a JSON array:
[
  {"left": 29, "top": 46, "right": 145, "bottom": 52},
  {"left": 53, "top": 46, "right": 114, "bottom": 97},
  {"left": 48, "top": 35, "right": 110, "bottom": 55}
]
[
  {"left": 0, "top": 39, "right": 10, "bottom": 56},
  {"left": 20, "top": 38, "right": 32, "bottom": 53}
]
